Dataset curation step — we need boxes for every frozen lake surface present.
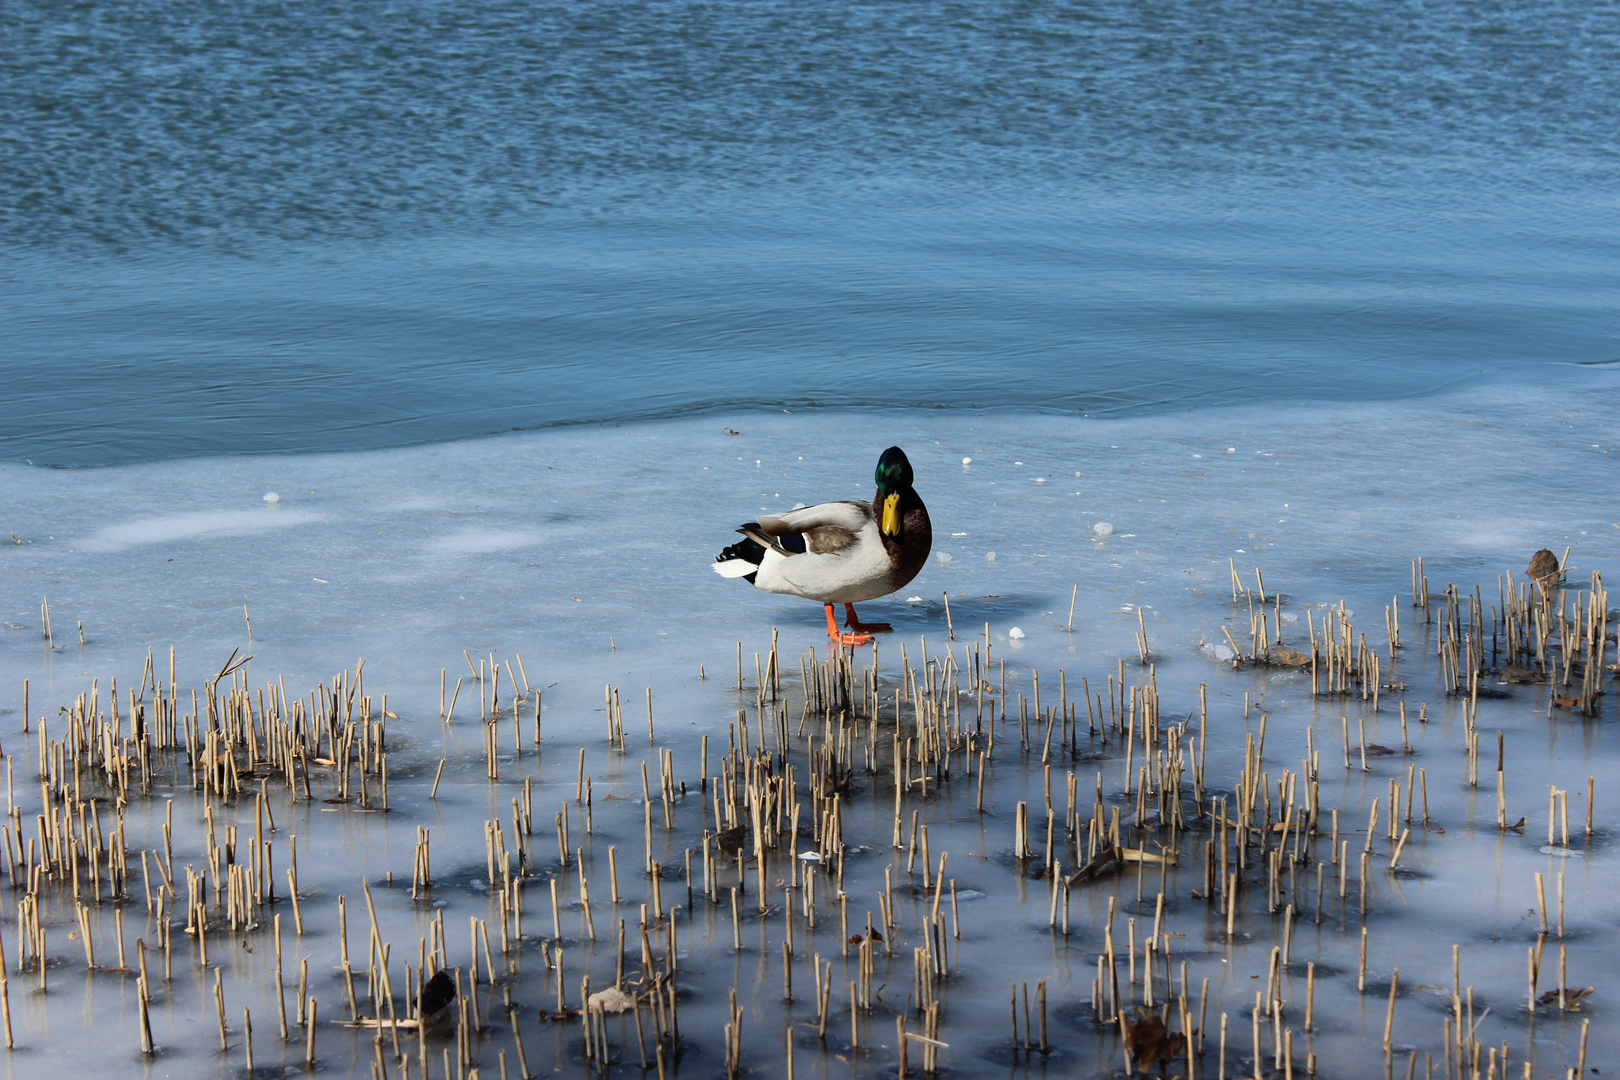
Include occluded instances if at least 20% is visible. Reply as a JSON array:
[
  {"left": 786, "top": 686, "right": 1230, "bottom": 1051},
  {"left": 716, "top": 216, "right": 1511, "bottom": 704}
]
[
  {"left": 2, "top": 370, "right": 1618, "bottom": 1078},
  {"left": 7, "top": 370, "right": 1617, "bottom": 708}
]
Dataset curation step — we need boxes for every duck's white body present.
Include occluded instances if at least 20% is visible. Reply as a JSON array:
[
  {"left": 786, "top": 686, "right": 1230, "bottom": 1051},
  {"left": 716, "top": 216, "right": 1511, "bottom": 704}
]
[{"left": 720, "top": 500, "right": 898, "bottom": 604}]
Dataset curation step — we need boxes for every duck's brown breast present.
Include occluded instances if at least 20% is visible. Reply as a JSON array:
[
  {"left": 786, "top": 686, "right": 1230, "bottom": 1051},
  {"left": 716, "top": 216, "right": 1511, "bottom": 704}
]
[{"left": 885, "top": 501, "right": 931, "bottom": 592}]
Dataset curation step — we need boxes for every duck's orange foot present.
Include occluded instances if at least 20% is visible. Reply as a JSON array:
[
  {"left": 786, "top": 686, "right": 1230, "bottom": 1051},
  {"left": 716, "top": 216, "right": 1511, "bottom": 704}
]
[
  {"left": 824, "top": 603, "right": 876, "bottom": 646},
  {"left": 843, "top": 604, "right": 892, "bottom": 635}
]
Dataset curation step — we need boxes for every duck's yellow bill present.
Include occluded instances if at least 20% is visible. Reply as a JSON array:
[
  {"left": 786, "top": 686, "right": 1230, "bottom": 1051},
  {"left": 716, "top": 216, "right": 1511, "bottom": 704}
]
[{"left": 881, "top": 493, "right": 901, "bottom": 537}]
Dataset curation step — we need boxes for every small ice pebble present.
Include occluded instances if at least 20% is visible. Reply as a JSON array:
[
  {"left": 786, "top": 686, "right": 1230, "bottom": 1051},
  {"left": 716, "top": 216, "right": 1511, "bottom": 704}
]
[
  {"left": 1093, "top": 522, "right": 1114, "bottom": 537},
  {"left": 1008, "top": 626, "right": 1026, "bottom": 639},
  {"left": 961, "top": 457, "right": 972, "bottom": 466},
  {"left": 263, "top": 492, "right": 280, "bottom": 503},
  {"left": 906, "top": 595, "right": 924, "bottom": 603},
  {"left": 985, "top": 551, "right": 996, "bottom": 564},
  {"left": 935, "top": 552, "right": 955, "bottom": 564}
]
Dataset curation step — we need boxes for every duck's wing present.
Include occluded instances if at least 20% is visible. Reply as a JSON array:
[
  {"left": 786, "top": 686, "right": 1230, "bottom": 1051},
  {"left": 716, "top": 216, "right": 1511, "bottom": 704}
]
[{"left": 756, "top": 500, "right": 874, "bottom": 555}]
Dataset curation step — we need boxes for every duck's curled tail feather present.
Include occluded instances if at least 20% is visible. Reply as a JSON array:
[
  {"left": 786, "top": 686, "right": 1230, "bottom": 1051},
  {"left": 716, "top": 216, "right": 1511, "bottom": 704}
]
[{"left": 711, "top": 525, "right": 767, "bottom": 582}]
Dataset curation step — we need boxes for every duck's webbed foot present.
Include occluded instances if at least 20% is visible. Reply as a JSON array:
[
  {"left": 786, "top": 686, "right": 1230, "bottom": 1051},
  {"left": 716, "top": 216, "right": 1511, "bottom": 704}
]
[
  {"left": 843, "top": 603, "right": 892, "bottom": 635},
  {"left": 825, "top": 603, "right": 875, "bottom": 646}
]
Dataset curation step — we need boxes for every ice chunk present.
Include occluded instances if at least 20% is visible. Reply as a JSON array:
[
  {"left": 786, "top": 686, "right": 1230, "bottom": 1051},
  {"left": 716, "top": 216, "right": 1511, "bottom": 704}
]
[
  {"left": 587, "top": 987, "right": 638, "bottom": 1013},
  {"left": 1539, "top": 846, "right": 1583, "bottom": 858},
  {"left": 1093, "top": 522, "right": 1114, "bottom": 537},
  {"left": 1008, "top": 626, "right": 1025, "bottom": 639}
]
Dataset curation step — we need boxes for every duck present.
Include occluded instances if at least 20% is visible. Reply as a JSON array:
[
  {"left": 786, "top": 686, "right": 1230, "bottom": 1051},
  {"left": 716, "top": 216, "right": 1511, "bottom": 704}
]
[{"left": 712, "top": 446, "right": 932, "bottom": 645}]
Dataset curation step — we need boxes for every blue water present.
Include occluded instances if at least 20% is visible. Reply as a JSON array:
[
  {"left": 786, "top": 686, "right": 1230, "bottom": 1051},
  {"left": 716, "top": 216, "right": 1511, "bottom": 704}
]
[{"left": 4, "top": 0, "right": 1618, "bottom": 465}]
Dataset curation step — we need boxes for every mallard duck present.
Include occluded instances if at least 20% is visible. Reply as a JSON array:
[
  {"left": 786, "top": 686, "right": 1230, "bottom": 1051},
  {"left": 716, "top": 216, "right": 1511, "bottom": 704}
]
[{"left": 712, "top": 446, "right": 932, "bottom": 645}]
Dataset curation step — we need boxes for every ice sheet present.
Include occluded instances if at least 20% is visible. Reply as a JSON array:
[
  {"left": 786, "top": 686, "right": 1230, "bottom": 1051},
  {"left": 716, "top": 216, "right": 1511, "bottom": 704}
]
[
  {"left": 6, "top": 369, "right": 1618, "bottom": 718},
  {"left": 1, "top": 368, "right": 1618, "bottom": 1078}
]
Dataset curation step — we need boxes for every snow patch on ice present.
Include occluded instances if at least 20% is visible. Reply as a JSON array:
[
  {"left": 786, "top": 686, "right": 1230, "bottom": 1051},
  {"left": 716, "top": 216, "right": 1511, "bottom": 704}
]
[
  {"left": 82, "top": 508, "right": 323, "bottom": 551},
  {"left": 428, "top": 529, "right": 542, "bottom": 554}
]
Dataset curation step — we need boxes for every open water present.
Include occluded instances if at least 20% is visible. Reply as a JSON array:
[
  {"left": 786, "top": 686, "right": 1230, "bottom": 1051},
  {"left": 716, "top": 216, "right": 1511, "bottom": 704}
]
[{"left": 5, "top": 0, "right": 1619, "bottom": 466}]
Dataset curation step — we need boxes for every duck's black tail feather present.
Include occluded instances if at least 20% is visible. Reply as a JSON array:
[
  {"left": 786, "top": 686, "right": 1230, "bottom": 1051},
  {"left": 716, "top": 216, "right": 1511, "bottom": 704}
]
[{"left": 712, "top": 523, "right": 766, "bottom": 583}]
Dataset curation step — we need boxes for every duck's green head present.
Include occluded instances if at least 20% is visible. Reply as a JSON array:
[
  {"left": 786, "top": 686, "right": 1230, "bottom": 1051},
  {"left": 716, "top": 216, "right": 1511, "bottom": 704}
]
[{"left": 875, "top": 446, "right": 913, "bottom": 537}]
